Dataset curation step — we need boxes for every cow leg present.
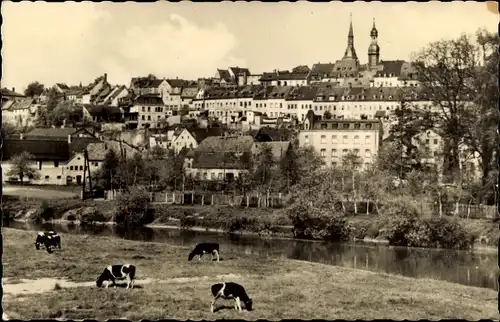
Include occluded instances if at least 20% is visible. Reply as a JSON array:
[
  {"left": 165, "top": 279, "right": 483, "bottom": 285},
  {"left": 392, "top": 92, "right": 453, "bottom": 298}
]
[
  {"left": 125, "top": 276, "right": 131, "bottom": 289},
  {"left": 198, "top": 254, "right": 202, "bottom": 261},
  {"left": 130, "top": 278, "right": 135, "bottom": 289},
  {"left": 236, "top": 298, "right": 242, "bottom": 312},
  {"left": 215, "top": 250, "right": 220, "bottom": 262},
  {"left": 35, "top": 243, "right": 40, "bottom": 250},
  {"left": 211, "top": 295, "right": 220, "bottom": 313},
  {"left": 234, "top": 299, "right": 238, "bottom": 310}
]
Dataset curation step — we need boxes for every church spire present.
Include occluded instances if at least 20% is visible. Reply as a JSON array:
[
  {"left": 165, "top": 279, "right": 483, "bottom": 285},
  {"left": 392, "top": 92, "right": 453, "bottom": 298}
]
[
  {"left": 343, "top": 13, "right": 358, "bottom": 62},
  {"left": 368, "top": 18, "right": 380, "bottom": 68}
]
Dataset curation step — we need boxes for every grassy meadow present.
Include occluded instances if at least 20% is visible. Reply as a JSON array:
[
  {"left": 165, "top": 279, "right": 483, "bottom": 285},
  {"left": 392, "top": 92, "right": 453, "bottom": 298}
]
[{"left": 2, "top": 228, "right": 498, "bottom": 320}]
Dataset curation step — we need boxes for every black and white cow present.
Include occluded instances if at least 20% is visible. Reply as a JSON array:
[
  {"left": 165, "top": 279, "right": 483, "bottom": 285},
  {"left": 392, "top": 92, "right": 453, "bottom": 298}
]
[
  {"left": 210, "top": 282, "right": 253, "bottom": 313},
  {"left": 188, "top": 242, "right": 220, "bottom": 262},
  {"left": 96, "top": 264, "right": 136, "bottom": 289},
  {"left": 35, "top": 231, "right": 61, "bottom": 253}
]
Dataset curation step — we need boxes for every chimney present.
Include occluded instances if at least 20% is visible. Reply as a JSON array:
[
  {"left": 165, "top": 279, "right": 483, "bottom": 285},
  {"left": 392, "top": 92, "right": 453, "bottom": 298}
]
[
  {"left": 68, "top": 134, "right": 72, "bottom": 144},
  {"left": 104, "top": 73, "right": 108, "bottom": 82},
  {"left": 12, "top": 87, "right": 15, "bottom": 93}
]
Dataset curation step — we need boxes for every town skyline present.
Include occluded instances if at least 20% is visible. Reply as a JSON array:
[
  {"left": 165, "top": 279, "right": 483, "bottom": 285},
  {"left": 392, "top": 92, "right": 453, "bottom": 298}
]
[{"left": 2, "top": 1, "right": 497, "bottom": 92}]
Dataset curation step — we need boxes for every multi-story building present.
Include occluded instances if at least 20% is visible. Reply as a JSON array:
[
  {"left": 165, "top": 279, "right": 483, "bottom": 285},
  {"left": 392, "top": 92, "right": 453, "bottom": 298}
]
[
  {"left": 298, "top": 112, "right": 382, "bottom": 169},
  {"left": 131, "top": 94, "right": 167, "bottom": 129},
  {"left": 2, "top": 98, "right": 38, "bottom": 128}
]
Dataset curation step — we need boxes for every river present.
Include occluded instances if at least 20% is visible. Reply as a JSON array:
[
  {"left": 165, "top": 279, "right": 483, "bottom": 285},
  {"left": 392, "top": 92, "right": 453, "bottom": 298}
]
[{"left": 5, "top": 220, "right": 498, "bottom": 291}]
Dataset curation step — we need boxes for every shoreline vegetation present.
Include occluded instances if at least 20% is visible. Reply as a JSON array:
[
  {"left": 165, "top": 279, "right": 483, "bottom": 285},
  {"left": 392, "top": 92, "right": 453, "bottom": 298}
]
[
  {"left": 2, "top": 228, "right": 498, "bottom": 320},
  {"left": 4, "top": 193, "right": 498, "bottom": 253}
]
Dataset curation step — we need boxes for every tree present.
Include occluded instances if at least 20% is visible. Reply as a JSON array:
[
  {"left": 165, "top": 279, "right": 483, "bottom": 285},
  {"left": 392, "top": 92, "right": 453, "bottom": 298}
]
[
  {"left": 388, "top": 92, "right": 432, "bottom": 179},
  {"left": 462, "top": 29, "right": 500, "bottom": 187},
  {"left": 341, "top": 151, "right": 363, "bottom": 214},
  {"left": 180, "top": 105, "right": 190, "bottom": 116},
  {"left": 6, "top": 152, "right": 40, "bottom": 184},
  {"left": 94, "top": 149, "right": 120, "bottom": 191},
  {"left": 295, "top": 146, "right": 324, "bottom": 178},
  {"left": 279, "top": 146, "right": 299, "bottom": 192},
  {"left": 24, "top": 81, "right": 45, "bottom": 98},
  {"left": 323, "top": 110, "right": 333, "bottom": 120},
  {"left": 412, "top": 33, "right": 480, "bottom": 183}
]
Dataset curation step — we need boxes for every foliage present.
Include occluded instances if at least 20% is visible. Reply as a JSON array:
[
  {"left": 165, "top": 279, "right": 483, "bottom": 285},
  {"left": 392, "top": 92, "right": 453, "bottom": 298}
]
[
  {"left": 378, "top": 197, "right": 474, "bottom": 250},
  {"left": 323, "top": 110, "right": 333, "bottom": 119},
  {"left": 114, "top": 187, "right": 154, "bottom": 228},
  {"left": 286, "top": 203, "right": 351, "bottom": 242},
  {"left": 80, "top": 208, "right": 106, "bottom": 226},
  {"left": 179, "top": 213, "right": 197, "bottom": 230},
  {"left": 34, "top": 200, "right": 55, "bottom": 223},
  {"left": 24, "top": 81, "right": 45, "bottom": 98},
  {"left": 279, "top": 145, "right": 299, "bottom": 192},
  {"left": 50, "top": 101, "right": 83, "bottom": 127},
  {"left": 6, "top": 152, "right": 41, "bottom": 183},
  {"left": 252, "top": 143, "right": 275, "bottom": 190}
]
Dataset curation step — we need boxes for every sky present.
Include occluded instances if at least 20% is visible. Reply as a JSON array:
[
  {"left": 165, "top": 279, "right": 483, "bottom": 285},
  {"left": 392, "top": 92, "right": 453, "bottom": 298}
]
[{"left": 1, "top": 1, "right": 498, "bottom": 93}]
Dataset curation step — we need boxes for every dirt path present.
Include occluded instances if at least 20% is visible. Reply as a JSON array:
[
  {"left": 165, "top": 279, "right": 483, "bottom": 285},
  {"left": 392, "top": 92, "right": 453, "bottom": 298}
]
[{"left": 2, "top": 273, "right": 245, "bottom": 296}]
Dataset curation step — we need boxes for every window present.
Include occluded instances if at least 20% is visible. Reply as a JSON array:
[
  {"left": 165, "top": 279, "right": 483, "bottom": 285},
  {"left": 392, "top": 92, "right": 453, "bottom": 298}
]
[
  {"left": 366, "top": 124, "right": 372, "bottom": 130},
  {"left": 354, "top": 135, "right": 360, "bottom": 145},
  {"left": 94, "top": 162, "right": 98, "bottom": 167},
  {"left": 142, "top": 106, "right": 145, "bottom": 112},
  {"left": 342, "top": 135, "right": 348, "bottom": 144},
  {"left": 331, "top": 149, "right": 337, "bottom": 157},
  {"left": 354, "top": 149, "right": 360, "bottom": 155},
  {"left": 365, "top": 135, "right": 371, "bottom": 143},
  {"left": 320, "top": 149, "right": 326, "bottom": 157},
  {"left": 147, "top": 107, "right": 151, "bottom": 112},
  {"left": 142, "top": 115, "right": 145, "bottom": 120},
  {"left": 304, "top": 135, "right": 309, "bottom": 144},
  {"left": 342, "top": 149, "right": 349, "bottom": 156},
  {"left": 320, "top": 123, "right": 327, "bottom": 129},
  {"left": 332, "top": 135, "right": 338, "bottom": 144},
  {"left": 79, "top": 166, "right": 83, "bottom": 171},
  {"left": 54, "top": 161, "right": 59, "bottom": 167},
  {"left": 45, "top": 176, "right": 49, "bottom": 180},
  {"left": 354, "top": 123, "right": 361, "bottom": 129},
  {"left": 70, "top": 166, "right": 74, "bottom": 170},
  {"left": 320, "top": 135, "right": 326, "bottom": 144},
  {"left": 218, "top": 173, "right": 223, "bottom": 180},
  {"left": 343, "top": 123, "right": 349, "bottom": 129},
  {"left": 433, "top": 139, "right": 438, "bottom": 145},
  {"left": 425, "top": 139, "right": 430, "bottom": 144},
  {"left": 331, "top": 162, "right": 337, "bottom": 167},
  {"left": 57, "top": 176, "right": 61, "bottom": 180},
  {"left": 365, "top": 149, "right": 371, "bottom": 158}
]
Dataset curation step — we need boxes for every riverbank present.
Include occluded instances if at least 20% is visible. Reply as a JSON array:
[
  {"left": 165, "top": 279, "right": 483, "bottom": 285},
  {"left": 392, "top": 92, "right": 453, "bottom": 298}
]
[
  {"left": 4, "top": 195, "right": 498, "bottom": 250},
  {"left": 2, "top": 228, "right": 497, "bottom": 320}
]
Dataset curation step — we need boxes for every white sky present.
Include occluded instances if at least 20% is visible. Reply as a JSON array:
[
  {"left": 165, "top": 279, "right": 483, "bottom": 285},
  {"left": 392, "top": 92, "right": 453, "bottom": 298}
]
[{"left": 1, "top": 1, "right": 498, "bottom": 92}]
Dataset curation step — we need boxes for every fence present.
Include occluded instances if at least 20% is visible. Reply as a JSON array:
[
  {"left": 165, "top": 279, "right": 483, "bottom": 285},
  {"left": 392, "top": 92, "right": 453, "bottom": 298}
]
[
  {"left": 103, "top": 190, "right": 497, "bottom": 219},
  {"left": 104, "top": 190, "right": 287, "bottom": 208}
]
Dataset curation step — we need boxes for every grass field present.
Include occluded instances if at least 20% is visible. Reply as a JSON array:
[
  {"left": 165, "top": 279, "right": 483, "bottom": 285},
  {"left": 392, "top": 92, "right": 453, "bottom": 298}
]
[
  {"left": 3, "top": 185, "right": 80, "bottom": 200},
  {"left": 2, "top": 228, "right": 497, "bottom": 320}
]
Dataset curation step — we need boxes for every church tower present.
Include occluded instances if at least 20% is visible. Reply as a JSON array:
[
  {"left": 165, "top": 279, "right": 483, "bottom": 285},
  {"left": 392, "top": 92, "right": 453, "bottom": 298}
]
[
  {"left": 342, "top": 13, "right": 359, "bottom": 65},
  {"left": 368, "top": 18, "right": 380, "bottom": 68}
]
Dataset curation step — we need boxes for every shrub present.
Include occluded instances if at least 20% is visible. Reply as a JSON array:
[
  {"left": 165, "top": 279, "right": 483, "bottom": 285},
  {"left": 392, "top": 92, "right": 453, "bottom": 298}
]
[
  {"left": 114, "top": 188, "right": 154, "bottom": 228},
  {"left": 180, "top": 214, "right": 197, "bottom": 230},
  {"left": 81, "top": 208, "right": 106, "bottom": 226},
  {"left": 287, "top": 203, "right": 350, "bottom": 241},
  {"left": 426, "top": 217, "right": 475, "bottom": 250},
  {"left": 34, "top": 200, "right": 55, "bottom": 223}
]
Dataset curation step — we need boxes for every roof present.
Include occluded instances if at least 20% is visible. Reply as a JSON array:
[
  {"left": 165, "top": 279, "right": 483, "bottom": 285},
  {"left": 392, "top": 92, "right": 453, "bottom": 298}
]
[
  {"left": 229, "top": 67, "right": 251, "bottom": 77},
  {"left": 216, "top": 69, "right": 233, "bottom": 83},
  {"left": 130, "top": 77, "right": 165, "bottom": 89},
  {"left": 180, "top": 87, "right": 199, "bottom": 99},
  {"left": 196, "top": 135, "right": 255, "bottom": 153},
  {"left": 84, "top": 104, "right": 122, "bottom": 117},
  {"left": 25, "top": 127, "right": 94, "bottom": 140},
  {"left": 310, "top": 63, "right": 335, "bottom": 77},
  {"left": 259, "top": 71, "right": 309, "bottom": 81},
  {"left": 192, "top": 151, "right": 252, "bottom": 170},
  {"left": 252, "top": 141, "right": 290, "bottom": 160},
  {"left": 254, "top": 126, "right": 291, "bottom": 142},
  {"left": 374, "top": 60, "right": 406, "bottom": 77},
  {"left": 166, "top": 79, "right": 189, "bottom": 88},
  {"left": 2, "top": 98, "right": 36, "bottom": 111},
  {"left": 186, "top": 127, "right": 225, "bottom": 143},
  {"left": 86, "top": 141, "right": 139, "bottom": 161},
  {"left": 1, "top": 88, "right": 25, "bottom": 97},
  {"left": 56, "top": 83, "right": 70, "bottom": 90},
  {"left": 2, "top": 139, "right": 70, "bottom": 161}
]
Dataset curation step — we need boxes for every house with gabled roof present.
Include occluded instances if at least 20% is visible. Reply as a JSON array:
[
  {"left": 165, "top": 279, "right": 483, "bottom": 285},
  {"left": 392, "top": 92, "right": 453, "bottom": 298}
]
[
  {"left": 171, "top": 127, "right": 225, "bottom": 155},
  {"left": 2, "top": 132, "right": 102, "bottom": 185},
  {"left": 2, "top": 98, "right": 38, "bottom": 128},
  {"left": 185, "top": 135, "right": 255, "bottom": 181}
]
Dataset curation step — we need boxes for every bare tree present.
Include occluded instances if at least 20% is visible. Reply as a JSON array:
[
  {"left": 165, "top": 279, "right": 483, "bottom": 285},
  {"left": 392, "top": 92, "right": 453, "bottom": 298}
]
[{"left": 6, "top": 152, "right": 40, "bottom": 184}]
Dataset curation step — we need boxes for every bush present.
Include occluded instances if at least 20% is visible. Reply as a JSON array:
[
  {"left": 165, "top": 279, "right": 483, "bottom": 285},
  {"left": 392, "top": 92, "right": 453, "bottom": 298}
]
[
  {"left": 287, "top": 203, "right": 351, "bottom": 241},
  {"left": 180, "top": 214, "right": 197, "bottom": 230},
  {"left": 34, "top": 200, "right": 55, "bottom": 223},
  {"left": 81, "top": 208, "right": 106, "bottom": 226},
  {"left": 114, "top": 188, "right": 154, "bottom": 228},
  {"left": 379, "top": 197, "right": 475, "bottom": 250}
]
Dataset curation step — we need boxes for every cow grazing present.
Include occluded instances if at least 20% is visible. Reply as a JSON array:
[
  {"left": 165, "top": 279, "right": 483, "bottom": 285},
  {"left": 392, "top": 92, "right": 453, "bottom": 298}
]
[
  {"left": 96, "top": 264, "right": 136, "bottom": 289},
  {"left": 35, "top": 231, "right": 61, "bottom": 253},
  {"left": 188, "top": 242, "right": 220, "bottom": 262},
  {"left": 210, "top": 282, "right": 253, "bottom": 313}
]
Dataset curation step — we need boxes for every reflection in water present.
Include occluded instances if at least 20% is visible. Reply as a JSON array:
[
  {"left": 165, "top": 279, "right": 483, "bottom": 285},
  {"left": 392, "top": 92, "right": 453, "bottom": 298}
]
[{"left": 7, "top": 221, "right": 498, "bottom": 291}]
